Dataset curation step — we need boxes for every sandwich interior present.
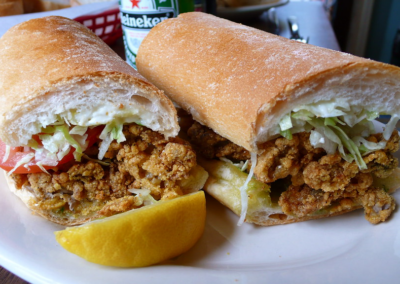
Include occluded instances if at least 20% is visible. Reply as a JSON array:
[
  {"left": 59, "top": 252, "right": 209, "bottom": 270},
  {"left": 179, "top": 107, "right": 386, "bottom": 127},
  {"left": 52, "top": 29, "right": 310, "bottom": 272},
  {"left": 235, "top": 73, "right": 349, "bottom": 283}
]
[
  {"left": 7, "top": 121, "right": 208, "bottom": 226},
  {"left": 178, "top": 102, "right": 400, "bottom": 226}
]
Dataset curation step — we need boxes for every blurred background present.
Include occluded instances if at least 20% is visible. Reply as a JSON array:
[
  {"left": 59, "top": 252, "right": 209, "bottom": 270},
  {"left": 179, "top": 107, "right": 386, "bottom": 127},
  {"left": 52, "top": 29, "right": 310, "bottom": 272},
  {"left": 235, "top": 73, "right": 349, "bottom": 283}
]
[
  {"left": 1, "top": 0, "right": 399, "bottom": 66},
  {"left": 307, "top": 0, "right": 400, "bottom": 66},
  {"left": 217, "top": 0, "right": 400, "bottom": 66}
]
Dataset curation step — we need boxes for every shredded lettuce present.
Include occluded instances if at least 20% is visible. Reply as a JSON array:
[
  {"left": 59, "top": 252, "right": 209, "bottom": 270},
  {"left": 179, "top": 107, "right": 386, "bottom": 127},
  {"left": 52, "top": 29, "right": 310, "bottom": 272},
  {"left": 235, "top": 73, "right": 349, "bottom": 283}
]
[
  {"left": 100, "top": 120, "right": 126, "bottom": 143},
  {"left": 98, "top": 120, "right": 127, "bottom": 160},
  {"left": 36, "top": 162, "right": 51, "bottom": 175},
  {"left": 352, "top": 137, "right": 386, "bottom": 155},
  {"left": 98, "top": 132, "right": 113, "bottom": 160},
  {"left": 128, "top": 188, "right": 157, "bottom": 206},
  {"left": 280, "top": 129, "right": 293, "bottom": 140},
  {"left": 69, "top": 126, "right": 88, "bottom": 136},
  {"left": 2, "top": 145, "right": 10, "bottom": 163},
  {"left": 40, "top": 126, "right": 56, "bottom": 134},
  {"left": 55, "top": 125, "right": 83, "bottom": 161},
  {"left": 219, "top": 157, "right": 249, "bottom": 172},
  {"left": 293, "top": 99, "right": 350, "bottom": 117},
  {"left": 27, "top": 139, "right": 40, "bottom": 150},
  {"left": 383, "top": 115, "right": 399, "bottom": 140},
  {"left": 8, "top": 153, "right": 34, "bottom": 175},
  {"left": 241, "top": 160, "right": 249, "bottom": 172},
  {"left": 329, "top": 123, "right": 367, "bottom": 169},
  {"left": 34, "top": 148, "right": 58, "bottom": 167},
  {"left": 291, "top": 109, "right": 314, "bottom": 121},
  {"left": 237, "top": 152, "right": 257, "bottom": 226},
  {"left": 278, "top": 100, "right": 397, "bottom": 170},
  {"left": 10, "top": 112, "right": 141, "bottom": 174},
  {"left": 39, "top": 125, "right": 83, "bottom": 163},
  {"left": 279, "top": 113, "right": 293, "bottom": 131}
]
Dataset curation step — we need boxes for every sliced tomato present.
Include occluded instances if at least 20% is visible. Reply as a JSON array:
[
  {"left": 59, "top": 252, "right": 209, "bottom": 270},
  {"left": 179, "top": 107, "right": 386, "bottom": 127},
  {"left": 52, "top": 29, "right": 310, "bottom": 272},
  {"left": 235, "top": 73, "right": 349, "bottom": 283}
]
[{"left": 0, "top": 125, "right": 104, "bottom": 174}]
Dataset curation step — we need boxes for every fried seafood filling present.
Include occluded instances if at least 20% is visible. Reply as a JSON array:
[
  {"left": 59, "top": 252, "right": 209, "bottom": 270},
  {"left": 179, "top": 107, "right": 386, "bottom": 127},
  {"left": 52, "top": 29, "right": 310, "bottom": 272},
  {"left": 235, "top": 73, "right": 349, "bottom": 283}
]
[
  {"left": 187, "top": 121, "right": 399, "bottom": 224},
  {"left": 11, "top": 123, "right": 197, "bottom": 219}
]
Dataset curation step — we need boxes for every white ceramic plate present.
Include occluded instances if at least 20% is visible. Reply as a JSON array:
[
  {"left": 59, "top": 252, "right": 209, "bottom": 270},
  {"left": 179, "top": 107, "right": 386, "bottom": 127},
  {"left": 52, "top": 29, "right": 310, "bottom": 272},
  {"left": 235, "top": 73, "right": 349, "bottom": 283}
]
[
  {"left": 216, "top": 0, "right": 289, "bottom": 21},
  {"left": 1, "top": 122, "right": 400, "bottom": 284}
]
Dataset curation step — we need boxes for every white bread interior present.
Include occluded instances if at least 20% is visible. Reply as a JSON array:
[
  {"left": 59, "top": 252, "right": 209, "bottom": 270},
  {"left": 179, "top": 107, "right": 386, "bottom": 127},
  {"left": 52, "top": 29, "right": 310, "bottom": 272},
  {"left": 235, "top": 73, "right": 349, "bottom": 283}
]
[
  {"left": 137, "top": 12, "right": 400, "bottom": 153},
  {"left": 0, "top": 16, "right": 179, "bottom": 147}
]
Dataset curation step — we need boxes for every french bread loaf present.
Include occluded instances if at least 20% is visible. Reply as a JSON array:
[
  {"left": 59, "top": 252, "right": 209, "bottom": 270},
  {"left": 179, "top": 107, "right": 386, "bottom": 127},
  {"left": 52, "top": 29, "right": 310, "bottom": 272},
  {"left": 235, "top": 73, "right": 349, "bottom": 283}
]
[{"left": 137, "top": 12, "right": 400, "bottom": 153}]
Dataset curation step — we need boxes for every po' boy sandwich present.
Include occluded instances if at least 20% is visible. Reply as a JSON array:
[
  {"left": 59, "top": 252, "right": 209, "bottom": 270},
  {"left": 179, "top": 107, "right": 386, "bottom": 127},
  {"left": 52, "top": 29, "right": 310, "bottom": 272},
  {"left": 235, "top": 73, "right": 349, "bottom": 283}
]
[
  {"left": 0, "top": 16, "right": 207, "bottom": 226},
  {"left": 136, "top": 12, "right": 400, "bottom": 226}
]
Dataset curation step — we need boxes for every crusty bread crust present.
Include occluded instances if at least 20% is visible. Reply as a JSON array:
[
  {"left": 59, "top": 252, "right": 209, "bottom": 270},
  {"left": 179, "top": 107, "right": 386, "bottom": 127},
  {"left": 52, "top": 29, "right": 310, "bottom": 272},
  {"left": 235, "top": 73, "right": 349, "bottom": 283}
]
[
  {"left": 137, "top": 12, "right": 400, "bottom": 153},
  {"left": 0, "top": 16, "right": 179, "bottom": 146}
]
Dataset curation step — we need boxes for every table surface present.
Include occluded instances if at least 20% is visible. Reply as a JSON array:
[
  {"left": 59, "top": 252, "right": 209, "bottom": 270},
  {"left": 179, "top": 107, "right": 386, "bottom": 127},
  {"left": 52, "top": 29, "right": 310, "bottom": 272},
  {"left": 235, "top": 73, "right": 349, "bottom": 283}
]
[{"left": 0, "top": 1, "right": 339, "bottom": 283}]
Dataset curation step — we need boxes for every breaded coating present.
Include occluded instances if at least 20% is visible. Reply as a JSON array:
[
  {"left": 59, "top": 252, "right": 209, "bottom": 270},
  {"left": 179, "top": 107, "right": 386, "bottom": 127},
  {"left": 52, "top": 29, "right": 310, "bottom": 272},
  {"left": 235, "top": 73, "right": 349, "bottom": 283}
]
[
  {"left": 362, "top": 150, "right": 398, "bottom": 178},
  {"left": 11, "top": 174, "right": 28, "bottom": 189},
  {"left": 254, "top": 132, "right": 325, "bottom": 184},
  {"left": 279, "top": 171, "right": 372, "bottom": 217},
  {"left": 187, "top": 119, "right": 399, "bottom": 224},
  {"left": 279, "top": 174, "right": 395, "bottom": 223},
  {"left": 69, "top": 161, "right": 104, "bottom": 181},
  {"left": 255, "top": 135, "right": 301, "bottom": 183},
  {"left": 27, "top": 173, "right": 54, "bottom": 197},
  {"left": 14, "top": 123, "right": 197, "bottom": 219},
  {"left": 361, "top": 187, "right": 396, "bottom": 224},
  {"left": 271, "top": 131, "right": 398, "bottom": 224},
  {"left": 97, "top": 196, "right": 137, "bottom": 217},
  {"left": 142, "top": 142, "right": 196, "bottom": 181},
  {"left": 37, "top": 194, "right": 68, "bottom": 211},
  {"left": 303, "top": 153, "right": 359, "bottom": 192},
  {"left": 278, "top": 184, "right": 337, "bottom": 217},
  {"left": 362, "top": 131, "right": 399, "bottom": 178},
  {"left": 187, "top": 121, "right": 250, "bottom": 160}
]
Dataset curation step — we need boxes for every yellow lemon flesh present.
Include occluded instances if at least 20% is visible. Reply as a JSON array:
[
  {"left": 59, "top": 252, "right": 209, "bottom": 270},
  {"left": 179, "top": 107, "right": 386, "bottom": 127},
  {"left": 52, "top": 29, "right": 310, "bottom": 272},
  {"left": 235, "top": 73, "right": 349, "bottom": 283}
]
[{"left": 55, "top": 191, "right": 206, "bottom": 267}]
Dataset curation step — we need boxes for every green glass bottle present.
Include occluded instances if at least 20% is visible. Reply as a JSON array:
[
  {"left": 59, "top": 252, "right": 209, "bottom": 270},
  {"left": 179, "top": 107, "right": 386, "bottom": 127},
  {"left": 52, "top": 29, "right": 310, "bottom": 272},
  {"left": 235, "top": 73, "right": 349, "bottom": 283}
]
[
  {"left": 119, "top": 0, "right": 194, "bottom": 69},
  {"left": 179, "top": 0, "right": 195, "bottom": 13}
]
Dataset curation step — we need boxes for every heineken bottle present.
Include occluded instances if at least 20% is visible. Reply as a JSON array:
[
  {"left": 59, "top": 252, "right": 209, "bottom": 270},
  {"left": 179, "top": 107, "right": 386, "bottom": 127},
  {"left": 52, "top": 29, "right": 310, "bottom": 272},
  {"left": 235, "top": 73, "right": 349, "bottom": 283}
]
[{"left": 119, "top": 0, "right": 194, "bottom": 69}]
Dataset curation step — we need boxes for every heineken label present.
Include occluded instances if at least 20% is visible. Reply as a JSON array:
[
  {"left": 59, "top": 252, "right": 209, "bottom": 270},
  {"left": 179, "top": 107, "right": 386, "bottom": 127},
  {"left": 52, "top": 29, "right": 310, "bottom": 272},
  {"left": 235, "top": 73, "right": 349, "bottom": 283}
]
[{"left": 119, "top": 0, "right": 179, "bottom": 68}]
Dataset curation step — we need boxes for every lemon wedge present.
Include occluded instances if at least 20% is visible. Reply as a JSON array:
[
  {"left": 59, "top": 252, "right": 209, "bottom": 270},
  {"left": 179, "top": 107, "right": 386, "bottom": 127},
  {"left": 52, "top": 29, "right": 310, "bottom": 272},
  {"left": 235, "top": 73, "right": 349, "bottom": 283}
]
[{"left": 55, "top": 191, "right": 206, "bottom": 267}]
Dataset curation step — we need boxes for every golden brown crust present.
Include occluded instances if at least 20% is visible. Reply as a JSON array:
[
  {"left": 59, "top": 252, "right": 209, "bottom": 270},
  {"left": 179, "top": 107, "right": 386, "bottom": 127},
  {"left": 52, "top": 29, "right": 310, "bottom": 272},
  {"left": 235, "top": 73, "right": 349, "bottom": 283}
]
[
  {"left": 136, "top": 12, "right": 400, "bottom": 152},
  {"left": 0, "top": 16, "right": 178, "bottom": 145}
]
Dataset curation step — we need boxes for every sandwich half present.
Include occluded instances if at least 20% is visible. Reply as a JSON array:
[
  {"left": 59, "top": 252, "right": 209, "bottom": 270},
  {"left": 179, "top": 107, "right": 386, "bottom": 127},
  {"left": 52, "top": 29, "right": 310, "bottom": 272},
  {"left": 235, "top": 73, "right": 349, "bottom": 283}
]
[
  {"left": 0, "top": 16, "right": 207, "bottom": 226},
  {"left": 136, "top": 12, "right": 400, "bottom": 226}
]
